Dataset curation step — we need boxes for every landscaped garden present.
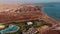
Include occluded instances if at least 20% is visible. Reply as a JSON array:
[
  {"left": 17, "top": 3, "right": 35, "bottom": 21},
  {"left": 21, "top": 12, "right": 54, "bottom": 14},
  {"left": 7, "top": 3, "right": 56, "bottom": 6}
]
[{"left": 0, "top": 20, "right": 52, "bottom": 34}]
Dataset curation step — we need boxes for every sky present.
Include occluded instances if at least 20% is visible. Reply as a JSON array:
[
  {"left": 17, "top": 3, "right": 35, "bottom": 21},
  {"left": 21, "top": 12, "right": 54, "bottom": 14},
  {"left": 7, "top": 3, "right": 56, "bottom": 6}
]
[{"left": 0, "top": 0, "right": 60, "bottom": 3}]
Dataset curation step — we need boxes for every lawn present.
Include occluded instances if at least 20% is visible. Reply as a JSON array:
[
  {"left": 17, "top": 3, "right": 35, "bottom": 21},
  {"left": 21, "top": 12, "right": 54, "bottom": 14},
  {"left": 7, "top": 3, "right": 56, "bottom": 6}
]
[{"left": 1, "top": 20, "right": 52, "bottom": 34}]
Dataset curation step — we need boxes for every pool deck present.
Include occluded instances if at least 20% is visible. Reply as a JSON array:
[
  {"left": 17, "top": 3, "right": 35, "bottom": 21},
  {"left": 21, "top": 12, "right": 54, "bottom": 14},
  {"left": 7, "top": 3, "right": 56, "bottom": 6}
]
[{"left": 0, "top": 25, "right": 20, "bottom": 34}]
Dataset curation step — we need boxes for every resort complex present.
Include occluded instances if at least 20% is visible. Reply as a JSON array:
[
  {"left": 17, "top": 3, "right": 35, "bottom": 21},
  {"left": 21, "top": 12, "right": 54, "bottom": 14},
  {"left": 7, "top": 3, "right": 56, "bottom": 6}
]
[{"left": 0, "top": 4, "right": 59, "bottom": 34}]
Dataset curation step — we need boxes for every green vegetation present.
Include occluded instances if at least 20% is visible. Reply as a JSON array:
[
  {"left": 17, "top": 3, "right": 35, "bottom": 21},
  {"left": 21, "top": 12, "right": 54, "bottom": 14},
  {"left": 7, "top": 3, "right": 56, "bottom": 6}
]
[
  {"left": 39, "top": 20, "right": 52, "bottom": 27},
  {"left": 0, "top": 20, "right": 52, "bottom": 34}
]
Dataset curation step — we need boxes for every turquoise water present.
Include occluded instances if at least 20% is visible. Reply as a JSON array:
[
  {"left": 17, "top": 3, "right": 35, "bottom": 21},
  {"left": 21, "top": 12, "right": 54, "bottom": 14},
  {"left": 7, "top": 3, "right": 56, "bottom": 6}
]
[
  {"left": 35, "top": 3, "right": 60, "bottom": 22},
  {"left": 1, "top": 25, "right": 19, "bottom": 34},
  {"left": 44, "top": 7, "right": 60, "bottom": 22}
]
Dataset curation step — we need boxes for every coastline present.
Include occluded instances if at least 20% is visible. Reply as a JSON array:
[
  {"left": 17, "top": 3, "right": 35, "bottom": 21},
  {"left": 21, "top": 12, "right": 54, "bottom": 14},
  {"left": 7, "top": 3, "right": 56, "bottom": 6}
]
[
  {"left": 42, "top": 7, "right": 59, "bottom": 24},
  {"left": 43, "top": 7, "right": 60, "bottom": 22},
  {"left": 41, "top": 11, "right": 59, "bottom": 34},
  {"left": 0, "top": 4, "right": 59, "bottom": 34}
]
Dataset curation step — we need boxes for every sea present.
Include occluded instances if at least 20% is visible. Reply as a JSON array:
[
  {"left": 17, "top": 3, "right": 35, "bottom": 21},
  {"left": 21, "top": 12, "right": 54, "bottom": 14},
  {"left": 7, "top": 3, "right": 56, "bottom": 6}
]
[{"left": 34, "top": 3, "right": 60, "bottom": 22}]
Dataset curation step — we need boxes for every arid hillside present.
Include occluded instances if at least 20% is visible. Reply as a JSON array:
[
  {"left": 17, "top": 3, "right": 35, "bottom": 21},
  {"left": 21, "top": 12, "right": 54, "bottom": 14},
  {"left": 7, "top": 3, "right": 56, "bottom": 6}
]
[
  {"left": 0, "top": 2, "right": 22, "bottom": 11},
  {"left": 0, "top": 2, "right": 59, "bottom": 34}
]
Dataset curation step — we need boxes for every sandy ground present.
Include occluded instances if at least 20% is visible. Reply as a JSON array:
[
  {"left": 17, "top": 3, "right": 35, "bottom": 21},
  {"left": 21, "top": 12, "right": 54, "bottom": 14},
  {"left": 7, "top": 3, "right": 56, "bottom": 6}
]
[
  {"left": 0, "top": 2, "right": 59, "bottom": 34},
  {"left": 0, "top": 2, "right": 22, "bottom": 11}
]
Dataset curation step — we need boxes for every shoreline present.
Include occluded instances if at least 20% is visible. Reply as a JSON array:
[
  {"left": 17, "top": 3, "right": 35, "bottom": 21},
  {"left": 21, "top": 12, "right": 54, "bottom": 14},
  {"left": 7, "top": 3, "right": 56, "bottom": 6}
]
[
  {"left": 42, "top": 7, "right": 59, "bottom": 24},
  {"left": 36, "top": 7, "right": 59, "bottom": 34}
]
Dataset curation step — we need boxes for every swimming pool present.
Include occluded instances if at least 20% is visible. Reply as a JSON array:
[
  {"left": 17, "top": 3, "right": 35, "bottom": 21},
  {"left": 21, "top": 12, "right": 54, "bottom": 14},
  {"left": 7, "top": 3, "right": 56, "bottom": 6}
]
[{"left": 1, "top": 25, "right": 20, "bottom": 34}]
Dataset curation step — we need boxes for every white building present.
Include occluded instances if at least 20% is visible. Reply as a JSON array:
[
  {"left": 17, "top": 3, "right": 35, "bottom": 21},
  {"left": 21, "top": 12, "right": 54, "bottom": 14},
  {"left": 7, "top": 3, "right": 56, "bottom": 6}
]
[
  {"left": 27, "top": 22, "right": 33, "bottom": 25},
  {"left": 0, "top": 25, "right": 5, "bottom": 29}
]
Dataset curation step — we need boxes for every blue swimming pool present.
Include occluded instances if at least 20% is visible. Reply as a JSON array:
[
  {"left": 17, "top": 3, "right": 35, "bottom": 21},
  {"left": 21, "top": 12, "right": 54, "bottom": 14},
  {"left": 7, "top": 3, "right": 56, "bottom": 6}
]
[{"left": 1, "top": 25, "right": 19, "bottom": 34}]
